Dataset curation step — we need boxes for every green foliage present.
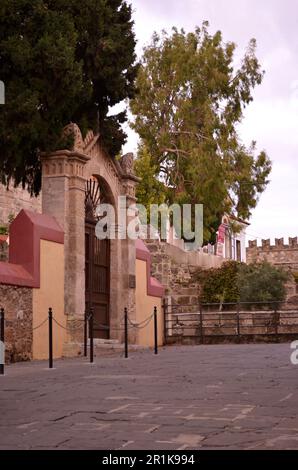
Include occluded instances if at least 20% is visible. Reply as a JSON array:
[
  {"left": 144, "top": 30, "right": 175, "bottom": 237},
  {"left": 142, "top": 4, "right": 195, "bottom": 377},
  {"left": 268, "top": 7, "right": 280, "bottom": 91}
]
[
  {"left": 130, "top": 23, "right": 272, "bottom": 242},
  {"left": 135, "top": 145, "right": 167, "bottom": 211},
  {"left": 7, "top": 213, "right": 15, "bottom": 225},
  {"left": 197, "top": 260, "right": 288, "bottom": 305},
  {"left": 197, "top": 261, "right": 240, "bottom": 304},
  {"left": 0, "top": 213, "right": 14, "bottom": 235},
  {"left": 237, "top": 261, "right": 288, "bottom": 304},
  {"left": 0, "top": 0, "right": 137, "bottom": 193}
]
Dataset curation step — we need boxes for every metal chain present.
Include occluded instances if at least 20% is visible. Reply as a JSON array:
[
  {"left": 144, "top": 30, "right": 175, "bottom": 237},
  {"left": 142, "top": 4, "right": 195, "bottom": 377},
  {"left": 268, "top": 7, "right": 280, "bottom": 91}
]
[
  {"left": 52, "top": 317, "right": 84, "bottom": 331},
  {"left": 127, "top": 313, "right": 154, "bottom": 329},
  {"left": 128, "top": 315, "right": 154, "bottom": 329},
  {"left": 29, "top": 310, "right": 155, "bottom": 333},
  {"left": 44, "top": 311, "right": 155, "bottom": 332},
  {"left": 32, "top": 317, "right": 48, "bottom": 331}
]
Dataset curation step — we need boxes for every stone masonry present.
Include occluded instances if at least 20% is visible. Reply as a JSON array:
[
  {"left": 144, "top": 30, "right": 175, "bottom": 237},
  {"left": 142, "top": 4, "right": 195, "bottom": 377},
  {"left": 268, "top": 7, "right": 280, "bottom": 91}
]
[
  {"left": 247, "top": 237, "right": 298, "bottom": 303},
  {"left": 0, "top": 284, "right": 33, "bottom": 363},
  {"left": 0, "top": 240, "right": 8, "bottom": 262},
  {"left": 41, "top": 125, "right": 139, "bottom": 347},
  {"left": 0, "top": 183, "right": 41, "bottom": 225},
  {"left": 145, "top": 239, "right": 223, "bottom": 306}
]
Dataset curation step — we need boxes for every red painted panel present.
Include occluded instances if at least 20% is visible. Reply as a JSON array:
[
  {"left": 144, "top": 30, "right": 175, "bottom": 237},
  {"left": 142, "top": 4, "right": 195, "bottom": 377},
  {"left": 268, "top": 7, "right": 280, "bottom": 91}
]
[
  {"left": 136, "top": 239, "right": 165, "bottom": 298},
  {"left": 0, "top": 210, "right": 64, "bottom": 288}
]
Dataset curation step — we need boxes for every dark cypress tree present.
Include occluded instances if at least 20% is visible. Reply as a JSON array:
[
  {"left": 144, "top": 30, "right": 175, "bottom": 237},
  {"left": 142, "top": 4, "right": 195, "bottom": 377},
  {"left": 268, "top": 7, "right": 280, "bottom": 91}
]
[{"left": 0, "top": 0, "right": 137, "bottom": 193}]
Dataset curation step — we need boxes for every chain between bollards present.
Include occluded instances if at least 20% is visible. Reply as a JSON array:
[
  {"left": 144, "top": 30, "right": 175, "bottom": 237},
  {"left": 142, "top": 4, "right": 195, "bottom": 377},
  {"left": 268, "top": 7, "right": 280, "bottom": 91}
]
[
  {"left": 48, "top": 308, "right": 53, "bottom": 369},
  {"left": 154, "top": 306, "right": 158, "bottom": 355},
  {"left": 124, "top": 308, "right": 128, "bottom": 358},
  {"left": 89, "top": 308, "right": 94, "bottom": 363},
  {"left": 0, "top": 308, "right": 5, "bottom": 375}
]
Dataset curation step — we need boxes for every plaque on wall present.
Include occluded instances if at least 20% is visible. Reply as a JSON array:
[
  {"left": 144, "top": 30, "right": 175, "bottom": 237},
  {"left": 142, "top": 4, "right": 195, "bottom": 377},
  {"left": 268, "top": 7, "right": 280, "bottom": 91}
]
[{"left": 129, "top": 274, "right": 136, "bottom": 289}]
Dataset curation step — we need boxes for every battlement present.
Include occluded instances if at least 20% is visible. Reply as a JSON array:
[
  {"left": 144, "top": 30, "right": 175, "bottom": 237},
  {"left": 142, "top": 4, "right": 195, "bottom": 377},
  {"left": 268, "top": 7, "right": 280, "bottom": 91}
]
[{"left": 248, "top": 237, "right": 298, "bottom": 250}]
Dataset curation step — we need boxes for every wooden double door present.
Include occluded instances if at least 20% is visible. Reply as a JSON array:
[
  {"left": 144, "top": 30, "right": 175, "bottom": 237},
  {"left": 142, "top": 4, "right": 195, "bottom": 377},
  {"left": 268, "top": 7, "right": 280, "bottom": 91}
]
[{"left": 85, "top": 221, "right": 110, "bottom": 339}]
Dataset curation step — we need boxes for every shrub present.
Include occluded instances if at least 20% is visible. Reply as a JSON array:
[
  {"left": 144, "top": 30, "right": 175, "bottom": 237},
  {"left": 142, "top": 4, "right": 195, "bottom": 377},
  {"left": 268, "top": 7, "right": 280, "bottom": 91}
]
[
  {"left": 237, "top": 261, "right": 288, "bottom": 304},
  {"left": 196, "top": 261, "right": 240, "bottom": 305},
  {"left": 196, "top": 260, "right": 288, "bottom": 306},
  {"left": 0, "top": 225, "right": 8, "bottom": 235}
]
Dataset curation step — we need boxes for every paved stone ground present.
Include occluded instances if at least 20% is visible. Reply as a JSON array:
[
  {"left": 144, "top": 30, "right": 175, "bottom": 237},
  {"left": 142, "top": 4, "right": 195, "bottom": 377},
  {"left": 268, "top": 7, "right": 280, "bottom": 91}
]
[{"left": 1, "top": 343, "right": 298, "bottom": 450}]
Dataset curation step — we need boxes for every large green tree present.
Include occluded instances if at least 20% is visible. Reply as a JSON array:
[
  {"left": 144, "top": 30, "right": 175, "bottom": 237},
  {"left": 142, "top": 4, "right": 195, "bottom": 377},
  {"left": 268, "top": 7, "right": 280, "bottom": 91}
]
[
  {"left": 130, "top": 23, "right": 272, "bottom": 242},
  {"left": 0, "top": 0, "right": 137, "bottom": 193}
]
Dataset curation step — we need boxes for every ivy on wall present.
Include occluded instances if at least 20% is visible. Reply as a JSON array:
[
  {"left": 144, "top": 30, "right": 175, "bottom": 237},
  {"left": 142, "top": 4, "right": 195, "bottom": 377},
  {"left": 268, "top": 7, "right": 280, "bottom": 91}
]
[{"left": 0, "top": 213, "right": 15, "bottom": 235}]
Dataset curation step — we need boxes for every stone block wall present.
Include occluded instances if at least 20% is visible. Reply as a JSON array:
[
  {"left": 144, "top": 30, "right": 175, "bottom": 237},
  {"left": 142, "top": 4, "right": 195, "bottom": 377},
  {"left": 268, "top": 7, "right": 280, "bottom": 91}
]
[
  {"left": 0, "top": 241, "right": 8, "bottom": 262},
  {"left": 0, "top": 285, "right": 33, "bottom": 362},
  {"left": 0, "top": 183, "right": 41, "bottom": 225},
  {"left": 247, "top": 237, "right": 298, "bottom": 303},
  {"left": 145, "top": 240, "right": 222, "bottom": 305}
]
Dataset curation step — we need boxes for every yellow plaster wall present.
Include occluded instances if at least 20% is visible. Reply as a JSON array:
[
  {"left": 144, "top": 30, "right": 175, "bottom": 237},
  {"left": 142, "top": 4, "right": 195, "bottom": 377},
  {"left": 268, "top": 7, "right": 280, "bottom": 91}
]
[
  {"left": 135, "top": 259, "right": 163, "bottom": 347},
  {"left": 32, "top": 240, "right": 65, "bottom": 359}
]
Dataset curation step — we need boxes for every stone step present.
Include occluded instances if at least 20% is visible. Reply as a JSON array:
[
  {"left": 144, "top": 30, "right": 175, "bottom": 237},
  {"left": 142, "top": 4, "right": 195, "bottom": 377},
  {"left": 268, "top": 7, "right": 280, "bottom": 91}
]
[
  {"left": 93, "top": 343, "right": 147, "bottom": 351},
  {"left": 93, "top": 339, "right": 120, "bottom": 345},
  {"left": 63, "top": 340, "right": 148, "bottom": 357}
]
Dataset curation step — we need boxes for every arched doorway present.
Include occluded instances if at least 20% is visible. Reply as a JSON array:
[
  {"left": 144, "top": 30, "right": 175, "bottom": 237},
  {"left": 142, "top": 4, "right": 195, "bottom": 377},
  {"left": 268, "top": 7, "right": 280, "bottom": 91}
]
[{"left": 85, "top": 178, "right": 110, "bottom": 339}]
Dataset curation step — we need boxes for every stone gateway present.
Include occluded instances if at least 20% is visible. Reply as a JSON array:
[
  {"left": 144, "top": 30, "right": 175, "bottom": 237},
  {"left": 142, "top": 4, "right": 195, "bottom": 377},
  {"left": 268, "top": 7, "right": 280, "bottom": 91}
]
[
  {"left": 40, "top": 124, "right": 140, "bottom": 347},
  {"left": 0, "top": 123, "right": 165, "bottom": 361}
]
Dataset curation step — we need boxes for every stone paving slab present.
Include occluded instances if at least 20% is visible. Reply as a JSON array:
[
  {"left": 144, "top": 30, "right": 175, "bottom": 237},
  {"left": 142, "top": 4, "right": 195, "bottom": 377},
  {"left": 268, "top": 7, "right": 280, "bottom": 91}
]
[{"left": 0, "top": 343, "right": 298, "bottom": 449}]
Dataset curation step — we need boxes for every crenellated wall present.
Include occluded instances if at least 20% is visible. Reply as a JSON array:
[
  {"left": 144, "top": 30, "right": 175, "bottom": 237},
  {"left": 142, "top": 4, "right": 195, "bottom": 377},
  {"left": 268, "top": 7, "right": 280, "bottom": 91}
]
[{"left": 246, "top": 237, "right": 298, "bottom": 302}]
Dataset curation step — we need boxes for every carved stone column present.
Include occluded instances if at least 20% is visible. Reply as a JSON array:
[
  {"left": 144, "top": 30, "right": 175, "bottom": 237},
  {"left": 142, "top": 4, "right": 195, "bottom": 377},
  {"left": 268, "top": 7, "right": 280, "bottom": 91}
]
[
  {"left": 41, "top": 149, "right": 90, "bottom": 320},
  {"left": 119, "top": 153, "right": 140, "bottom": 343},
  {"left": 109, "top": 228, "right": 124, "bottom": 341}
]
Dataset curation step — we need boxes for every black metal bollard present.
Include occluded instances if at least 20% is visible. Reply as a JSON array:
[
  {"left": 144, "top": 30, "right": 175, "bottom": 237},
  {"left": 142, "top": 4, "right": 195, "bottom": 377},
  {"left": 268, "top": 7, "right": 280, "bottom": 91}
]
[
  {"left": 48, "top": 308, "right": 53, "bottom": 369},
  {"left": 84, "top": 310, "right": 88, "bottom": 357},
  {"left": 154, "top": 306, "right": 158, "bottom": 355},
  {"left": 199, "top": 304, "right": 204, "bottom": 344},
  {"left": 236, "top": 303, "right": 240, "bottom": 337},
  {"left": 124, "top": 308, "right": 128, "bottom": 358},
  {"left": 0, "top": 308, "right": 4, "bottom": 375},
  {"left": 89, "top": 308, "right": 94, "bottom": 363},
  {"left": 162, "top": 298, "right": 167, "bottom": 344}
]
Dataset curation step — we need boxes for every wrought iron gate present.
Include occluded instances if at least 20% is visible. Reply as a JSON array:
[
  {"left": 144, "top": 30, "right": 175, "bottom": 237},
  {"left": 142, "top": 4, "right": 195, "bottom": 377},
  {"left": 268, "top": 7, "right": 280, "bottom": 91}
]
[{"left": 85, "top": 179, "right": 110, "bottom": 339}]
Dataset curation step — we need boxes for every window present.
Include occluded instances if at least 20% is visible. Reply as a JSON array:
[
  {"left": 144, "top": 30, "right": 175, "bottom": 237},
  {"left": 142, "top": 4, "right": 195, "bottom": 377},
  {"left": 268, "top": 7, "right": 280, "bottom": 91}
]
[{"left": 236, "top": 240, "right": 241, "bottom": 262}]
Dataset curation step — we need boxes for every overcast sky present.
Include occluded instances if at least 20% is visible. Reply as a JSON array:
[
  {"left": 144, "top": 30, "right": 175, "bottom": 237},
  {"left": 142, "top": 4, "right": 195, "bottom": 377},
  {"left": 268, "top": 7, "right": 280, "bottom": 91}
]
[{"left": 122, "top": 0, "right": 298, "bottom": 243}]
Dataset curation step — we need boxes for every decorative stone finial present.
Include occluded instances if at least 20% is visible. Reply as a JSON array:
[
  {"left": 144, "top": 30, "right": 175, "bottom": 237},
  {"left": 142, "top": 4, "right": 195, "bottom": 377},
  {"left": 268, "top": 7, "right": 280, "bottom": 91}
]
[
  {"left": 120, "top": 152, "right": 134, "bottom": 175},
  {"left": 63, "top": 123, "right": 84, "bottom": 152}
]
